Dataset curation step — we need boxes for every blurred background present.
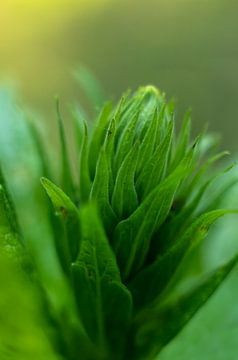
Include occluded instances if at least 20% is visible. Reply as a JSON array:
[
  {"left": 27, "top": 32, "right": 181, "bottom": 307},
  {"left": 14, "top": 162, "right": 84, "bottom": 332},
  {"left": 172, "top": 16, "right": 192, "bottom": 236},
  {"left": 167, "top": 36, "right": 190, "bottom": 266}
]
[{"left": 0, "top": 0, "right": 238, "bottom": 149}]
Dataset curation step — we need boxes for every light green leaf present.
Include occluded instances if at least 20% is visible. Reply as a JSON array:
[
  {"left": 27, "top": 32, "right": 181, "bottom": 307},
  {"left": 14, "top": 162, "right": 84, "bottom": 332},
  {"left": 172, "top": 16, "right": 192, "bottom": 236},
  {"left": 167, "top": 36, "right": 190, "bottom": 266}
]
[
  {"left": 41, "top": 177, "right": 80, "bottom": 264},
  {"left": 55, "top": 97, "right": 74, "bottom": 198},
  {"left": 0, "top": 185, "right": 23, "bottom": 265},
  {"left": 73, "top": 66, "right": 105, "bottom": 110},
  {"left": 0, "top": 256, "right": 61, "bottom": 360}
]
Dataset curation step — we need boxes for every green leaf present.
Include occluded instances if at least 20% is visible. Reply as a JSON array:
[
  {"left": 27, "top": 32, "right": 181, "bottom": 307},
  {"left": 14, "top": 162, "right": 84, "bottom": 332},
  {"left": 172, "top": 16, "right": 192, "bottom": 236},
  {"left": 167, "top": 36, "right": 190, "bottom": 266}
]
[
  {"left": 134, "top": 86, "right": 160, "bottom": 139},
  {"left": 114, "top": 91, "right": 143, "bottom": 146},
  {"left": 71, "top": 105, "right": 86, "bottom": 156},
  {"left": 131, "top": 254, "right": 238, "bottom": 360},
  {"left": 41, "top": 177, "right": 80, "bottom": 264},
  {"left": 112, "top": 141, "right": 139, "bottom": 218},
  {"left": 0, "top": 166, "right": 20, "bottom": 235},
  {"left": 135, "top": 108, "right": 159, "bottom": 176},
  {"left": 90, "top": 148, "right": 117, "bottom": 235},
  {"left": 88, "top": 102, "right": 112, "bottom": 179},
  {"left": 103, "top": 117, "right": 116, "bottom": 198},
  {"left": 72, "top": 65, "right": 105, "bottom": 110},
  {"left": 72, "top": 204, "right": 132, "bottom": 355},
  {"left": 55, "top": 97, "right": 74, "bottom": 198},
  {"left": 170, "top": 109, "right": 191, "bottom": 170},
  {"left": 0, "top": 90, "right": 80, "bottom": 332},
  {"left": 136, "top": 119, "right": 173, "bottom": 199},
  {"left": 129, "top": 209, "right": 234, "bottom": 310},
  {"left": 114, "top": 112, "right": 140, "bottom": 174},
  {"left": 0, "top": 185, "right": 23, "bottom": 264},
  {"left": 79, "top": 121, "right": 92, "bottom": 203},
  {"left": 28, "top": 119, "right": 53, "bottom": 180},
  {"left": 114, "top": 155, "right": 192, "bottom": 280},
  {"left": 0, "top": 256, "right": 61, "bottom": 360},
  {"left": 180, "top": 150, "right": 230, "bottom": 200}
]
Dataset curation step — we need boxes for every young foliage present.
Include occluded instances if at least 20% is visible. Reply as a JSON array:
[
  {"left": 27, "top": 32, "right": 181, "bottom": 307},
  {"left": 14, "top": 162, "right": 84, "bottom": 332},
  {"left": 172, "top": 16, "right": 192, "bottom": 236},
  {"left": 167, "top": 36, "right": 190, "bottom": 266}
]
[
  {"left": 0, "top": 85, "right": 237, "bottom": 360},
  {"left": 72, "top": 204, "right": 132, "bottom": 358}
]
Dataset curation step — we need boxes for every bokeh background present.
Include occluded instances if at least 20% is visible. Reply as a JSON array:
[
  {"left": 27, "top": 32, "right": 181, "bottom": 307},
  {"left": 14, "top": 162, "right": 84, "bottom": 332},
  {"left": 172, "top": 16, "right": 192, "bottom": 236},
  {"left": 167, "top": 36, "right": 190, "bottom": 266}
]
[{"left": 1, "top": 0, "right": 238, "bottom": 149}]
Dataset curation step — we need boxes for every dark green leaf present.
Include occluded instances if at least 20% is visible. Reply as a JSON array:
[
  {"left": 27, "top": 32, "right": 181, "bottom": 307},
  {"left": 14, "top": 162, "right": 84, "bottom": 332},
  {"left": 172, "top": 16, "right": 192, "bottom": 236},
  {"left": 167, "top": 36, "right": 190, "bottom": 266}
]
[
  {"left": 131, "top": 254, "right": 238, "bottom": 360},
  {"left": 129, "top": 209, "right": 234, "bottom": 310},
  {"left": 170, "top": 109, "right": 191, "bottom": 170},
  {"left": 136, "top": 119, "right": 173, "bottom": 199},
  {"left": 90, "top": 148, "right": 117, "bottom": 235},
  {"left": 114, "top": 112, "right": 140, "bottom": 174},
  {"left": 112, "top": 142, "right": 139, "bottom": 218},
  {"left": 88, "top": 102, "right": 112, "bottom": 179},
  {"left": 72, "top": 204, "right": 132, "bottom": 354},
  {"left": 114, "top": 154, "right": 192, "bottom": 280}
]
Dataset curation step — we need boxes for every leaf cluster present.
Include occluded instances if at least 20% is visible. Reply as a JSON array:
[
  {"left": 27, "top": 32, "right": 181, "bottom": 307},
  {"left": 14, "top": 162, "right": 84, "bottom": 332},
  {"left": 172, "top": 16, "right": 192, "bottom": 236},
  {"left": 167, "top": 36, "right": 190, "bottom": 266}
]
[{"left": 0, "top": 86, "right": 237, "bottom": 360}]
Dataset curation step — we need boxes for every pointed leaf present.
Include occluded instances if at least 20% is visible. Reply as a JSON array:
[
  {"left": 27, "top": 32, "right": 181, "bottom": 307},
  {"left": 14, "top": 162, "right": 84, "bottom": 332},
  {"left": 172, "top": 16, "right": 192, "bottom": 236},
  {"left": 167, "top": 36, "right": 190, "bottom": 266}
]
[
  {"left": 135, "top": 109, "right": 159, "bottom": 176},
  {"left": 114, "top": 155, "right": 192, "bottom": 279},
  {"left": 136, "top": 120, "right": 173, "bottom": 199},
  {"left": 170, "top": 109, "right": 191, "bottom": 170},
  {"left": 41, "top": 177, "right": 80, "bottom": 263},
  {"left": 55, "top": 97, "right": 74, "bottom": 198},
  {"left": 131, "top": 254, "right": 238, "bottom": 360},
  {"left": 88, "top": 102, "right": 112, "bottom": 179},
  {"left": 114, "top": 112, "right": 139, "bottom": 174},
  {"left": 112, "top": 142, "right": 139, "bottom": 218},
  {"left": 90, "top": 149, "right": 117, "bottom": 235},
  {"left": 72, "top": 204, "right": 132, "bottom": 354},
  {"left": 79, "top": 121, "right": 92, "bottom": 202},
  {"left": 129, "top": 209, "right": 234, "bottom": 309},
  {"left": 0, "top": 185, "right": 23, "bottom": 264}
]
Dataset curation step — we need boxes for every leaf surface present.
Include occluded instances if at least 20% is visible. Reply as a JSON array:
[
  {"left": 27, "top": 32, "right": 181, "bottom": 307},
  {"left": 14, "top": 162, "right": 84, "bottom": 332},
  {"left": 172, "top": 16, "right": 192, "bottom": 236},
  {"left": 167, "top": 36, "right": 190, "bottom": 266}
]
[
  {"left": 72, "top": 204, "right": 132, "bottom": 354},
  {"left": 129, "top": 209, "right": 234, "bottom": 309},
  {"left": 131, "top": 255, "right": 238, "bottom": 360}
]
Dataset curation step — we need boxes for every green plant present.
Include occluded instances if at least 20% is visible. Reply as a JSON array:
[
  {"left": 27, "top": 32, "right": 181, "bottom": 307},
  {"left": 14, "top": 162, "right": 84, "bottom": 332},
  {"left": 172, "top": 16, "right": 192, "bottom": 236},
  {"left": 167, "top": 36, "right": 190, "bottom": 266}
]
[{"left": 0, "top": 86, "right": 237, "bottom": 360}]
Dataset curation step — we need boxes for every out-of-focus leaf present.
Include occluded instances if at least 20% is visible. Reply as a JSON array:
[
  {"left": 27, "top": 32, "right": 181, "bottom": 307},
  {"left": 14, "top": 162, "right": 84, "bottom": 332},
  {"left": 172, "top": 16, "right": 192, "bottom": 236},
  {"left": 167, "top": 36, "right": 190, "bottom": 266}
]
[
  {"left": 79, "top": 121, "right": 92, "bottom": 203},
  {"left": 0, "top": 185, "right": 23, "bottom": 264},
  {"left": 129, "top": 209, "right": 234, "bottom": 309},
  {"left": 41, "top": 177, "right": 80, "bottom": 264},
  {"left": 0, "top": 90, "right": 84, "bottom": 353},
  {"left": 170, "top": 109, "right": 191, "bottom": 170},
  {"left": 55, "top": 97, "right": 74, "bottom": 198},
  {"left": 0, "top": 256, "right": 61, "bottom": 360},
  {"left": 132, "top": 255, "right": 238, "bottom": 360},
  {"left": 72, "top": 66, "right": 105, "bottom": 110}
]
